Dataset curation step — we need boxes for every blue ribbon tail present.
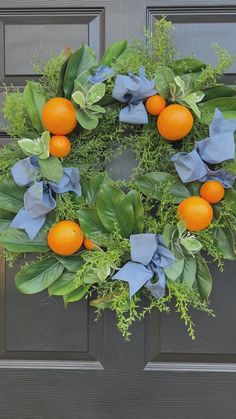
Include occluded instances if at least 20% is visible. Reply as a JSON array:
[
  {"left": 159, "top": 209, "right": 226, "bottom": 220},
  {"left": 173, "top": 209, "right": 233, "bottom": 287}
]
[
  {"left": 171, "top": 150, "right": 208, "bottom": 183},
  {"left": 11, "top": 208, "right": 46, "bottom": 240},
  {"left": 119, "top": 102, "right": 148, "bottom": 125},
  {"left": 145, "top": 266, "right": 166, "bottom": 299},
  {"left": 50, "top": 168, "right": 82, "bottom": 196},
  {"left": 112, "top": 261, "right": 153, "bottom": 298},
  {"left": 199, "top": 168, "right": 236, "bottom": 188},
  {"left": 11, "top": 156, "right": 39, "bottom": 187}
]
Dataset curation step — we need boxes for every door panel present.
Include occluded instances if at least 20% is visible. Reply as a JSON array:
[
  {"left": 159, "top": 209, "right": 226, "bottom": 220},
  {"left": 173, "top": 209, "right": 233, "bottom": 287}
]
[{"left": 0, "top": 1, "right": 236, "bottom": 418}]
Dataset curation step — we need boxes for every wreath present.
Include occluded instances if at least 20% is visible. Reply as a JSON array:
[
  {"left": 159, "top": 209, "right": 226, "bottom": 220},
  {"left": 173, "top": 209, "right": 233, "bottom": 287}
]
[{"left": 1, "top": 18, "right": 236, "bottom": 340}]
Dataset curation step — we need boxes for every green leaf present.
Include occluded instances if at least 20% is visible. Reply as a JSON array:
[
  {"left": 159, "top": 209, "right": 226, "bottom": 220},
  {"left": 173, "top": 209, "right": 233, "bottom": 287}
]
[
  {"left": 97, "top": 262, "right": 111, "bottom": 281},
  {"left": 55, "top": 254, "right": 84, "bottom": 272},
  {"left": 0, "top": 209, "right": 14, "bottom": 232},
  {"left": 187, "top": 181, "right": 201, "bottom": 196},
  {"left": 77, "top": 208, "right": 107, "bottom": 238},
  {"left": 164, "top": 246, "right": 184, "bottom": 281},
  {"left": 213, "top": 225, "right": 236, "bottom": 260},
  {"left": 155, "top": 66, "right": 175, "bottom": 99},
  {"left": 136, "top": 172, "right": 190, "bottom": 203},
  {"left": 57, "top": 56, "right": 70, "bottom": 97},
  {"left": 100, "top": 40, "right": 128, "bottom": 66},
  {"left": 202, "top": 85, "right": 236, "bottom": 102},
  {"left": 96, "top": 184, "right": 134, "bottom": 237},
  {"left": 225, "top": 187, "right": 236, "bottom": 212},
  {"left": 72, "top": 90, "right": 86, "bottom": 108},
  {"left": 38, "top": 156, "right": 63, "bottom": 182},
  {"left": 76, "top": 108, "right": 98, "bottom": 130},
  {"left": 15, "top": 257, "right": 64, "bottom": 294},
  {"left": 90, "top": 294, "right": 130, "bottom": 311},
  {"left": 23, "top": 81, "right": 46, "bottom": 132},
  {"left": 87, "top": 104, "right": 106, "bottom": 114},
  {"left": 0, "top": 228, "right": 49, "bottom": 253},
  {"left": 83, "top": 172, "right": 111, "bottom": 204},
  {"left": 64, "top": 284, "right": 92, "bottom": 304},
  {"left": 86, "top": 83, "right": 106, "bottom": 105},
  {"left": 179, "top": 97, "right": 201, "bottom": 118},
  {"left": 199, "top": 97, "right": 236, "bottom": 124},
  {"left": 39, "top": 131, "right": 50, "bottom": 159},
  {"left": 179, "top": 255, "right": 197, "bottom": 288},
  {"left": 180, "top": 237, "right": 203, "bottom": 255},
  {"left": 63, "top": 43, "right": 97, "bottom": 99},
  {"left": 172, "top": 57, "right": 206, "bottom": 75},
  {"left": 194, "top": 255, "right": 212, "bottom": 300},
  {"left": 18, "top": 138, "right": 42, "bottom": 156},
  {"left": 0, "top": 177, "right": 26, "bottom": 213},
  {"left": 174, "top": 76, "right": 186, "bottom": 95},
  {"left": 162, "top": 224, "right": 176, "bottom": 248},
  {"left": 177, "top": 220, "right": 186, "bottom": 237},
  {"left": 127, "top": 190, "right": 144, "bottom": 233},
  {"left": 48, "top": 271, "right": 80, "bottom": 296}
]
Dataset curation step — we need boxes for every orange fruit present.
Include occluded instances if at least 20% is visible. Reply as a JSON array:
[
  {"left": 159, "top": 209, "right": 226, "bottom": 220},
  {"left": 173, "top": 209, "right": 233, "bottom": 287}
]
[
  {"left": 200, "top": 180, "right": 225, "bottom": 204},
  {"left": 42, "top": 98, "right": 77, "bottom": 135},
  {"left": 48, "top": 220, "right": 83, "bottom": 256},
  {"left": 84, "top": 237, "right": 96, "bottom": 250},
  {"left": 177, "top": 196, "right": 213, "bottom": 232},
  {"left": 49, "top": 135, "right": 71, "bottom": 158},
  {"left": 146, "top": 95, "right": 166, "bottom": 116},
  {"left": 157, "top": 104, "right": 194, "bottom": 141}
]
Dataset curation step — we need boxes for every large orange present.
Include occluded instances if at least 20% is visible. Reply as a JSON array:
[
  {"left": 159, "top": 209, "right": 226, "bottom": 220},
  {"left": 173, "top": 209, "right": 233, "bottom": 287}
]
[
  {"left": 42, "top": 98, "right": 77, "bottom": 135},
  {"left": 157, "top": 104, "right": 194, "bottom": 141},
  {"left": 49, "top": 135, "right": 71, "bottom": 158},
  {"left": 177, "top": 196, "right": 213, "bottom": 231},
  {"left": 146, "top": 95, "right": 166, "bottom": 116},
  {"left": 48, "top": 220, "right": 83, "bottom": 256},
  {"left": 200, "top": 180, "right": 225, "bottom": 204}
]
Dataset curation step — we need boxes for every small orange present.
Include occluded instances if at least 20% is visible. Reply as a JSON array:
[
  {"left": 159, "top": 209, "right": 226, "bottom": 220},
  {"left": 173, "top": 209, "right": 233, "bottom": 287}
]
[
  {"left": 49, "top": 135, "right": 71, "bottom": 158},
  {"left": 146, "top": 95, "right": 166, "bottom": 116},
  {"left": 84, "top": 237, "right": 96, "bottom": 250},
  {"left": 177, "top": 196, "right": 213, "bottom": 232},
  {"left": 200, "top": 180, "right": 225, "bottom": 204},
  {"left": 42, "top": 98, "right": 77, "bottom": 135},
  {"left": 157, "top": 104, "right": 194, "bottom": 141},
  {"left": 48, "top": 220, "right": 83, "bottom": 256}
]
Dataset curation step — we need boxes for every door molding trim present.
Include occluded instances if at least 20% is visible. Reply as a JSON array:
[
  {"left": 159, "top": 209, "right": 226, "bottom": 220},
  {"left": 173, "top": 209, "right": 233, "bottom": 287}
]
[
  {"left": 145, "top": 362, "right": 236, "bottom": 372},
  {"left": 0, "top": 359, "right": 104, "bottom": 370}
]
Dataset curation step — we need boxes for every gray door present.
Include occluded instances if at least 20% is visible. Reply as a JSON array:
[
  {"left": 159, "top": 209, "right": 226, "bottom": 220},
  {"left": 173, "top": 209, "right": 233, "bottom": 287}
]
[{"left": 0, "top": 2, "right": 236, "bottom": 418}]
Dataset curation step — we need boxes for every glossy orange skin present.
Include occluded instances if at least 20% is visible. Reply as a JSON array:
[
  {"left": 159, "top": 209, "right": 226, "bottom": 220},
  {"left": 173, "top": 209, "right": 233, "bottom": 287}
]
[
  {"left": 49, "top": 135, "right": 71, "bottom": 158},
  {"left": 200, "top": 180, "right": 225, "bottom": 204},
  {"left": 48, "top": 221, "right": 83, "bottom": 256},
  {"left": 83, "top": 237, "right": 96, "bottom": 250},
  {"left": 178, "top": 196, "right": 213, "bottom": 232},
  {"left": 146, "top": 95, "right": 166, "bottom": 116},
  {"left": 157, "top": 104, "right": 194, "bottom": 141},
  {"left": 42, "top": 98, "right": 77, "bottom": 135}
]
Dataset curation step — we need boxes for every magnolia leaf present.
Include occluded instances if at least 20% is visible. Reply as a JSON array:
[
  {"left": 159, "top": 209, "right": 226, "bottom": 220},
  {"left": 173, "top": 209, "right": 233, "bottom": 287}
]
[
  {"left": 0, "top": 177, "right": 26, "bottom": 213},
  {"left": 100, "top": 40, "right": 128, "bottom": 66},
  {"left": 55, "top": 254, "right": 84, "bottom": 272},
  {"left": 127, "top": 190, "right": 144, "bottom": 234},
  {"left": 15, "top": 257, "right": 64, "bottom": 294},
  {"left": 155, "top": 66, "right": 175, "bottom": 99},
  {"left": 136, "top": 172, "right": 190, "bottom": 203},
  {"left": 23, "top": 81, "right": 46, "bottom": 132},
  {"left": 172, "top": 57, "right": 206, "bottom": 75},
  {"left": 194, "top": 255, "right": 212, "bottom": 301},
  {"left": 96, "top": 184, "right": 134, "bottom": 237},
  {"left": 63, "top": 284, "right": 92, "bottom": 304},
  {"left": 86, "top": 83, "right": 106, "bottom": 105},
  {"left": 0, "top": 209, "right": 14, "bottom": 233},
  {"left": 202, "top": 85, "right": 236, "bottom": 102},
  {"left": 77, "top": 208, "right": 107, "bottom": 239},
  {"left": 76, "top": 109, "right": 99, "bottom": 130},
  {"left": 83, "top": 172, "right": 112, "bottom": 204},
  {"left": 213, "top": 225, "right": 236, "bottom": 260},
  {"left": 39, "top": 156, "right": 63, "bottom": 182},
  {"left": 48, "top": 271, "right": 80, "bottom": 296},
  {"left": 225, "top": 187, "right": 236, "bottom": 212},
  {"left": 199, "top": 97, "right": 236, "bottom": 124},
  {"left": 72, "top": 90, "right": 86, "bottom": 108},
  {"left": 0, "top": 228, "right": 49, "bottom": 253},
  {"left": 180, "top": 255, "right": 197, "bottom": 288}
]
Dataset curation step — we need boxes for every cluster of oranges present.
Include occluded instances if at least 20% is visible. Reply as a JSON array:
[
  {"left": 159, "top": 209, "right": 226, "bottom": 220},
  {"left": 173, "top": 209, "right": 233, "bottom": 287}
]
[
  {"left": 47, "top": 220, "right": 96, "bottom": 256},
  {"left": 42, "top": 97, "right": 77, "bottom": 158},
  {"left": 177, "top": 180, "right": 225, "bottom": 231},
  {"left": 145, "top": 95, "right": 193, "bottom": 141}
]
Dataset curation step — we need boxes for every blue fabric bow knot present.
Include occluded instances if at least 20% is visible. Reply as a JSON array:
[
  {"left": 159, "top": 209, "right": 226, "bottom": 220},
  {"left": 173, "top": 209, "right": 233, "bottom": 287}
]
[
  {"left": 171, "top": 109, "right": 236, "bottom": 188},
  {"left": 10, "top": 157, "right": 81, "bottom": 239},
  {"left": 112, "top": 67, "right": 157, "bottom": 124},
  {"left": 88, "top": 65, "right": 115, "bottom": 84},
  {"left": 112, "top": 234, "right": 175, "bottom": 299}
]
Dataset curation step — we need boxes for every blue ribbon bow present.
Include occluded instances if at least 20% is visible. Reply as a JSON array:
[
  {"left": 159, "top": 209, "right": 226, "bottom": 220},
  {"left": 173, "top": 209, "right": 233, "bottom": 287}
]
[
  {"left": 171, "top": 109, "right": 236, "bottom": 188},
  {"left": 88, "top": 65, "right": 115, "bottom": 84},
  {"left": 112, "top": 234, "right": 175, "bottom": 299},
  {"left": 112, "top": 67, "right": 157, "bottom": 124},
  {"left": 10, "top": 157, "right": 81, "bottom": 239}
]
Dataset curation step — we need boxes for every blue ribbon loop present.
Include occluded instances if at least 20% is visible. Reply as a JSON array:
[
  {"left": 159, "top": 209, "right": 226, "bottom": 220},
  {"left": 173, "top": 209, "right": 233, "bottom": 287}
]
[
  {"left": 171, "top": 109, "right": 236, "bottom": 188},
  {"left": 88, "top": 65, "right": 115, "bottom": 84},
  {"left": 112, "top": 234, "right": 175, "bottom": 299},
  {"left": 10, "top": 157, "right": 82, "bottom": 239},
  {"left": 112, "top": 67, "right": 157, "bottom": 124}
]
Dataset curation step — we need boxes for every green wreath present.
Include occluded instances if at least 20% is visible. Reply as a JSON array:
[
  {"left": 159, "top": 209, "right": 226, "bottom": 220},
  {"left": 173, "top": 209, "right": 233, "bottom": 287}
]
[{"left": 1, "top": 18, "right": 236, "bottom": 340}]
